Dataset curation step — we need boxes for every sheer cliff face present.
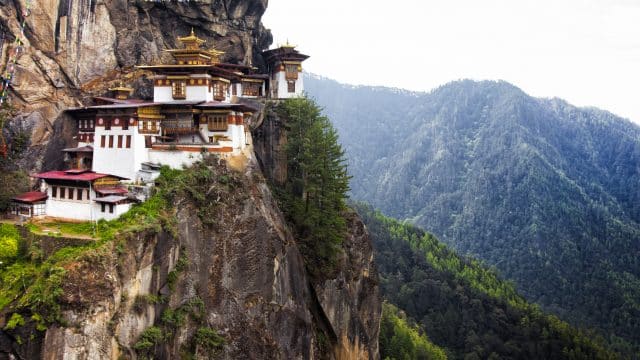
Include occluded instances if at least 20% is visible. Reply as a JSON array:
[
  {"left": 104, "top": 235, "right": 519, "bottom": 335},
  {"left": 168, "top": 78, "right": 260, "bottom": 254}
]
[
  {"left": 0, "top": 0, "right": 271, "bottom": 171},
  {"left": 3, "top": 159, "right": 378, "bottom": 359}
]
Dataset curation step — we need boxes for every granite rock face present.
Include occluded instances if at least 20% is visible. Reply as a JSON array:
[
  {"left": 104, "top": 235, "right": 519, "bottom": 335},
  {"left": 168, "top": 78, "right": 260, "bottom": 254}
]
[{"left": 0, "top": 157, "right": 380, "bottom": 359}]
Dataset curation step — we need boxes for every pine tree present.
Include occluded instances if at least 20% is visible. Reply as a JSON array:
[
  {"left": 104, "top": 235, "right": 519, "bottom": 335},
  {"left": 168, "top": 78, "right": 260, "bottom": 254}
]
[{"left": 276, "top": 97, "right": 350, "bottom": 276}]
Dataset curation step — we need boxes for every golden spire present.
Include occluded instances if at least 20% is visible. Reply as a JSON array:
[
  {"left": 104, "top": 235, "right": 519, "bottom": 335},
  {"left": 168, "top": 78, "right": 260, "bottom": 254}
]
[
  {"left": 282, "top": 39, "right": 296, "bottom": 48},
  {"left": 178, "top": 28, "right": 206, "bottom": 50},
  {"left": 108, "top": 81, "right": 134, "bottom": 100}
]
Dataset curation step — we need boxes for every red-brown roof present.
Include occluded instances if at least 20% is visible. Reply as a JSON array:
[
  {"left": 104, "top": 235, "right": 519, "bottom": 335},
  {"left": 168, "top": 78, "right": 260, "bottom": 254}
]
[
  {"left": 195, "top": 101, "right": 257, "bottom": 112},
  {"left": 12, "top": 191, "right": 48, "bottom": 203},
  {"left": 95, "top": 187, "right": 128, "bottom": 196},
  {"left": 62, "top": 145, "right": 94, "bottom": 153},
  {"left": 34, "top": 170, "right": 128, "bottom": 181}
]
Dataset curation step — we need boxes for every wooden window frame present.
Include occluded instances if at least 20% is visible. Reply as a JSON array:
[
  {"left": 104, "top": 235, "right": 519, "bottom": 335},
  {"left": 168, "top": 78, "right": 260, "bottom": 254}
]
[
  {"left": 126, "top": 135, "right": 131, "bottom": 148},
  {"left": 172, "top": 80, "right": 186, "bottom": 99},
  {"left": 117, "top": 135, "right": 123, "bottom": 148},
  {"left": 101, "top": 135, "right": 106, "bottom": 148},
  {"left": 207, "top": 115, "right": 228, "bottom": 131},
  {"left": 52, "top": 186, "right": 57, "bottom": 198},
  {"left": 109, "top": 135, "right": 114, "bottom": 148}
]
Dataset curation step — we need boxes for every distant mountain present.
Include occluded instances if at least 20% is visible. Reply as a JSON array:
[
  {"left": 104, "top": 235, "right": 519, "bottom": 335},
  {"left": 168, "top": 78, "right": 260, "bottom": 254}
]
[{"left": 306, "top": 74, "right": 640, "bottom": 352}]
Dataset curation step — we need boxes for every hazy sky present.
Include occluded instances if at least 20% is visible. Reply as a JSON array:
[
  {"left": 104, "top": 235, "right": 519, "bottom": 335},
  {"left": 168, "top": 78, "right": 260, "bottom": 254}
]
[{"left": 263, "top": 0, "right": 640, "bottom": 123}]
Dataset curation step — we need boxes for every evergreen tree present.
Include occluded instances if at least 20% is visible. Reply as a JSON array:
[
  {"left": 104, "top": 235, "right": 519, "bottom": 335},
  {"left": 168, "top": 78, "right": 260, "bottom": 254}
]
[{"left": 276, "top": 97, "right": 350, "bottom": 276}]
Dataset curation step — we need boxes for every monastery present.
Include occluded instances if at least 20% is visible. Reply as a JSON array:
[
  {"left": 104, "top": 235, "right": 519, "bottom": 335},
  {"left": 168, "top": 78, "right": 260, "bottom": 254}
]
[{"left": 9, "top": 31, "right": 308, "bottom": 221}]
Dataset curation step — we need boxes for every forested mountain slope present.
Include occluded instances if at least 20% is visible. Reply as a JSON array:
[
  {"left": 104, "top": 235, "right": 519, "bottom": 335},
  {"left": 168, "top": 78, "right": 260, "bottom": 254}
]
[
  {"left": 358, "top": 204, "right": 617, "bottom": 359},
  {"left": 306, "top": 75, "right": 640, "bottom": 352}
]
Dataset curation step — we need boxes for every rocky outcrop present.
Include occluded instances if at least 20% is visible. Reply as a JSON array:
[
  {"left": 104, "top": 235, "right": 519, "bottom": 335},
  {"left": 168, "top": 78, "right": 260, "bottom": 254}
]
[
  {"left": 0, "top": 156, "right": 380, "bottom": 359},
  {"left": 0, "top": 0, "right": 272, "bottom": 172}
]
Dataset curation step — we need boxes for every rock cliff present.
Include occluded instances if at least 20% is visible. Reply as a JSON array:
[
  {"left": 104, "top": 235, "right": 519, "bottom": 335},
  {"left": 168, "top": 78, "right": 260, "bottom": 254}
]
[
  {"left": 1, "top": 155, "right": 380, "bottom": 359},
  {"left": 0, "top": 1, "right": 381, "bottom": 358}
]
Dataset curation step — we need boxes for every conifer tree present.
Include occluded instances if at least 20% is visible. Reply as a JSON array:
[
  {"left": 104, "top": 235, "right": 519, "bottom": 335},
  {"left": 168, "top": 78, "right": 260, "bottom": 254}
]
[{"left": 276, "top": 97, "right": 350, "bottom": 275}]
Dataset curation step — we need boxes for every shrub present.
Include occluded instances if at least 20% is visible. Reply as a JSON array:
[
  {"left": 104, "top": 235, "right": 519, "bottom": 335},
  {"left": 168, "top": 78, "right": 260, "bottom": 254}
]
[{"left": 195, "top": 327, "right": 224, "bottom": 351}]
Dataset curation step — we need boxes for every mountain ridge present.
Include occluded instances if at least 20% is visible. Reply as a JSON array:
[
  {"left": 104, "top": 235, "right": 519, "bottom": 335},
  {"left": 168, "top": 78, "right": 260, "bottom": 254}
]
[{"left": 305, "top": 74, "right": 640, "bottom": 353}]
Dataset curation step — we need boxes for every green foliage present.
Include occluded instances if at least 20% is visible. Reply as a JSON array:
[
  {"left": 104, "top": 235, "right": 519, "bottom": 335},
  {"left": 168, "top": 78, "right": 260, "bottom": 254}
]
[
  {"left": 380, "top": 302, "right": 447, "bottom": 360},
  {"left": 4, "top": 313, "right": 25, "bottom": 330},
  {"left": 275, "top": 98, "right": 350, "bottom": 277},
  {"left": 308, "top": 77, "right": 640, "bottom": 353},
  {"left": 194, "top": 327, "right": 224, "bottom": 351},
  {"left": 0, "top": 224, "right": 20, "bottom": 263},
  {"left": 134, "top": 326, "right": 165, "bottom": 358},
  {"left": 356, "top": 203, "right": 618, "bottom": 359}
]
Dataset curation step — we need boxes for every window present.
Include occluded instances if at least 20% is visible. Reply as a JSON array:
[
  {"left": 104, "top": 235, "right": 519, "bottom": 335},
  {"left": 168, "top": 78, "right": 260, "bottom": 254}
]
[
  {"left": 85, "top": 189, "right": 89, "bottom": 200},
  {"left": 287, "top": 81, "right": 296, "bottom": 93},
  {"left": 232, "top": 84, "right": 237, "bottom": 95},
  {"left": 285, "top": 64, "right": 298, "bottom": 79},
  {"left": 109, "top": 135, "right": 114, "bottom": 148},
  {"left": 122, "top": 119, "right": 129, "bottom": 130},
  {"left": 172, "top": 80, "right": 186, "bottom": 99},
  {"left": 101, "top": 203, "right": 105, "bottom": 212},
  {"left": 118, "top": 135, "right": 123, "bottom": 148},
  {"left": 104, "top": 118, "right": 111, "bottom": 130},
  {"left": 77, "top": 189, "right": 83, "bottom": 200},
  {"left": 145, "top": 136, "right": 152, "bottom": 148},
  {"left": 207, "top": 115, "right": 228, "bottom": 131},
  {"left": 109, "top": 204, "right": 114, "bottom": 213},
  {"left": 213, "top": 81, "right": 226, "bottom": 101},
  {"left": 89, "top": 134, "right": 94, "bottom": 143},
  {"left": 68, "top": 188, "right": 74, "bottom": 200},
  {"left": 242, "top": 82, "right": 260, "bottom": 97},
  {"left": 60, "top": 187, "right": 66, "bottom": 199},
  {"left": 101, "top": 135, "right": 106, "bottom": 148},
  {"left": 126, "top": 135, "right": 131, "bottom": 148},
  {"left": 90, "top": 120, "right": 94, "bottom": 128},
  {"left": 52, "top": 186, "right": 57, "bottom": 198},
  {"left": 208, "top": 136, "right": 214, "bottom": 143}
]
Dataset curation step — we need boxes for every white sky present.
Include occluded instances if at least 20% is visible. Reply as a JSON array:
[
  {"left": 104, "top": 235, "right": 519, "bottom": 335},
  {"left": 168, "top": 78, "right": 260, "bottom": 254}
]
[{"left": 263, "top": 0, "right": 640, "bottom": 123}]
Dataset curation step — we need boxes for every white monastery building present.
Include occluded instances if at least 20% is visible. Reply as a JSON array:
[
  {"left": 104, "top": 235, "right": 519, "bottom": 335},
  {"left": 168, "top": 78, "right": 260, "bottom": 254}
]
[{"left": 10, "top": 31, "right": 309, "bottom": 221}]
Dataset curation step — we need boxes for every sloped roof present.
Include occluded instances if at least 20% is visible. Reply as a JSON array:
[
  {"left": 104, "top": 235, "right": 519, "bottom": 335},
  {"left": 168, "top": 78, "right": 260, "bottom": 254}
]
[
  {"left": 34, "top": 170, "right": 128, "bottom": 182},
  {"left": 12, "top": 191, "right": 48, "bottom": 203}
]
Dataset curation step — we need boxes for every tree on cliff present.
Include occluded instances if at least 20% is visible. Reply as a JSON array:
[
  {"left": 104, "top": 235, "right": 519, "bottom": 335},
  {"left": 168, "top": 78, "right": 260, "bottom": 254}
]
[{"left": 276, "top": 97, "right": 350, "bottom": 276}]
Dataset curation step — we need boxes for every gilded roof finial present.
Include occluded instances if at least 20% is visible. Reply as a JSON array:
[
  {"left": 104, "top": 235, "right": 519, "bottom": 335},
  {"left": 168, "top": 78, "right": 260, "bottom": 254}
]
[{"left": 282, "top": 39, "right": 296, "bottom": 48}]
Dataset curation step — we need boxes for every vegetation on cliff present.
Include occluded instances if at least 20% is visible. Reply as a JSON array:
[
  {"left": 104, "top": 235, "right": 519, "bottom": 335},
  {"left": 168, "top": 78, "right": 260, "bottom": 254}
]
[
  {"left": 380, "top": 301, "right": 447, "bottom": 360},
  {"left": 357, "top": 204, "right": 618, "bottom": 359},
  {"left": 274, "top": 98, "right": 350, "bottom": 277},
  {"left": 307, "top": 76, "right": 640, "bottom": 353}
]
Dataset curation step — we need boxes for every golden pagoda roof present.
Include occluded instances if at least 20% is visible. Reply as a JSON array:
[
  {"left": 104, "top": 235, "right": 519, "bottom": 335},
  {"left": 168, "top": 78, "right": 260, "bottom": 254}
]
[
  {"left": 108, "top": 82, "right": 133, "bottom": 92},
  {"left": 178, "top": 28, "right": 206, "bottom": 47}
]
